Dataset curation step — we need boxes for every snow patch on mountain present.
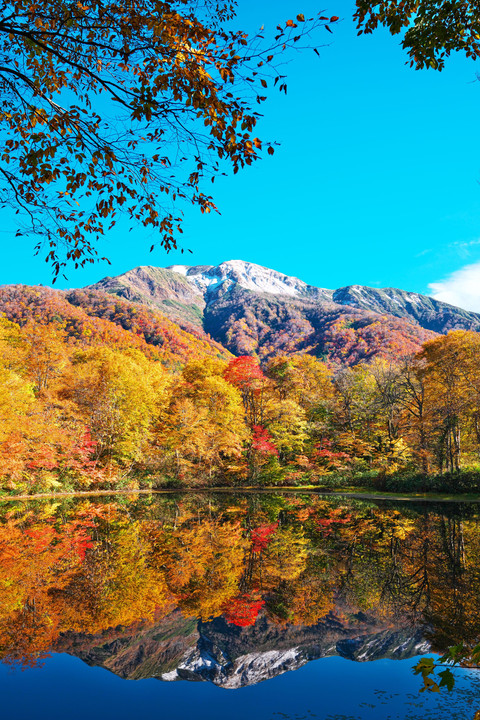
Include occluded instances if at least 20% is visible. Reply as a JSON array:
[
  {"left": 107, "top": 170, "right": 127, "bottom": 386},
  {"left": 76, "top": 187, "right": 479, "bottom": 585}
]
[
  {"left": 167, "top": 260, "right": 311, "bottom": 298},
  {"left": 167, "top": 265, "right": 189, "bottom": 277}
]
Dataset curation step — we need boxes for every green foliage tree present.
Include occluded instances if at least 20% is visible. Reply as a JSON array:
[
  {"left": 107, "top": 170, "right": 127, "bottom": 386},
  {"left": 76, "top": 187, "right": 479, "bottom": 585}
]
[{"left": 354, "top": 0, "right": 480, "bottom": 70}]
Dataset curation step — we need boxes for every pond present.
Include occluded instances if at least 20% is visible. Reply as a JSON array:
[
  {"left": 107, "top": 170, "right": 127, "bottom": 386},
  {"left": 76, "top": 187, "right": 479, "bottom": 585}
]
[{"left": 1, "top": 491, "right": 480, "bottom": 719}]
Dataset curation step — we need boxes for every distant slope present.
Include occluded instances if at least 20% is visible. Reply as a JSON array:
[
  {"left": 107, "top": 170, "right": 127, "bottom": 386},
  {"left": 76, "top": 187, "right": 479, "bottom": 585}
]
[
  {"left": 88, "top": 266, "right": 205, "bottom": 327},
  {"left": 201, "top": 284, "right": 436, "bottom": 363},
  {"left": 332, "top": 285, "right": 480, "bottom": 333},
  {"left": 0, "top": 285, "right": 230, "bottom": 367}
]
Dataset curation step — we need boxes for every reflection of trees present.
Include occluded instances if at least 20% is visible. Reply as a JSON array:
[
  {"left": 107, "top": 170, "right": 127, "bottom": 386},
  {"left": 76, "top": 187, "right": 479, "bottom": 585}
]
[
  {"left": 330, "top": 508, "right": 424, "bottom": 621},
  {"left": 423, "top": 516, "right": 480, "bottom": 653},
  {"left": 376, "top": 515, "right": 433, "bottom": 620},
  {"left": 2, "top": 495, "right": 480, "bottom": 669}
]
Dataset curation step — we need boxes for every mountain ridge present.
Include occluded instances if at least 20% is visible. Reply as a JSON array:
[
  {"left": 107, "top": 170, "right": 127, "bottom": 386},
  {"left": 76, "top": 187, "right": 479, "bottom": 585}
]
[
  {"left": 86, "top": 259, "right": 480, "bottom": 363},
  {"left": 89, "top": 259, "right": 480, "bottom": 331}
]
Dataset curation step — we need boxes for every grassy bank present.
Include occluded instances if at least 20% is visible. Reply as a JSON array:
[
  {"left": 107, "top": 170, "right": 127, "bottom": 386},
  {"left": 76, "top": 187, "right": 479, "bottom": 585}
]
[
  {"left": 3, "top": 471, "right": 480, "bottom": 503},
  {"left": 337, "top": 468, "right": 480, "bottom": 495},
  {"left": 2, "top": 467, "right": 480, "bottom": 501}
]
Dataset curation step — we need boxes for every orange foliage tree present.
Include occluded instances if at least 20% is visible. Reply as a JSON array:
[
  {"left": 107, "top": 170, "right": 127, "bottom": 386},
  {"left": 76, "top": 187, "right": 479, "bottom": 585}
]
[{"left": 0, "top": 0, "right": 336, "bottom": 276}]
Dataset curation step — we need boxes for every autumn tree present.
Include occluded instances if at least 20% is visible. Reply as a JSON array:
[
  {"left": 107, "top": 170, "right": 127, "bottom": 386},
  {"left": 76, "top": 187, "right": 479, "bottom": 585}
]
[
  {"left": 224, "top": 355, "right": 269, "bottom": 426},
  {"left": 0, "top": 315, "right": 88, "bottom": 489},
  {"left": 65, "top": 347, "right": 166, "bottom": 464},
  {"left": 419, "top": 331, "right": 480, "bottom": 473},
  {"left": 0, "top": 0, "right": 337, "bottom": 277},
  {"left": 368, "top": 358, "right": 412, "bottom": 472},
  {"left": 328, "top": 363, "right": 413, "bottom": 475},
  {"left": 21, "top": 321, "right": 70, "bottom": 395},
  {"left": 0, "top": 315, "right": 24, "bottom": 370},
  {"left": 330, "top": 364, "right": 377, "bottom": 470},
  {"left": 266, "top": 355, "right": 334, "bottom": 467},
  {"left": 264, "top": 398, "right": 307, "bottom": 459},
  {"left": 0, "top": 317, "right": 33, "bottom": 441},
  {"left": 266, "top": 354, "right": 334, "bottom": 419},
  {"left": 155, "top": 358, "right": 247, "bottom": 480},
  {"left": 396, "top": 354, "right": 433, "bottom": 474},
  {"left": 0, "top": 358, "right": 33, "bottom": 481}
]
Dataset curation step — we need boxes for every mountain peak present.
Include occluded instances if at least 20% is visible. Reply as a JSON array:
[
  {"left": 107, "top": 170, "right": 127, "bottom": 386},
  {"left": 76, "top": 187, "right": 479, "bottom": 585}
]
[{"left": 167, "top": 260, "right": 318, "bottom": 298}]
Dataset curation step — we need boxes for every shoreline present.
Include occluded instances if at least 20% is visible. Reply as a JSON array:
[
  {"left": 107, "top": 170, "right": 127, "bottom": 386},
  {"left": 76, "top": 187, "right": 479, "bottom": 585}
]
[{"left": 2, "top": 486, "right": 480, "bottom": 503}]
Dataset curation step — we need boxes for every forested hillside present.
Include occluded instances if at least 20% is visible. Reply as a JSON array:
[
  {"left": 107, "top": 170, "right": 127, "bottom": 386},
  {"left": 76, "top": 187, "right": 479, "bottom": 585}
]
[
  {"left": 0, "top": 285, "right": 229, "bottom": 366},
  {"left": 202, "top": 285, "right": 436, "bottom": 363},
  {"left": 1, "top": 278, "right": 480, "bottom": 494}
]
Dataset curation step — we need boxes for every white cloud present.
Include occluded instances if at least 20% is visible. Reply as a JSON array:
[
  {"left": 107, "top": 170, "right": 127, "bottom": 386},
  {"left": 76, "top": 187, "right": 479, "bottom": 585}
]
[{"left": 428, "top": 262, "right": 480, "bottom": 312}]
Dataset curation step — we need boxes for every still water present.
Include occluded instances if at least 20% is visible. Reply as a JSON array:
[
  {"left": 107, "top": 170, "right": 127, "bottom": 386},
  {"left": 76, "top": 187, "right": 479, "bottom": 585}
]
[{"left": 1, "top": 492, "right": 480, "bottom": 719}]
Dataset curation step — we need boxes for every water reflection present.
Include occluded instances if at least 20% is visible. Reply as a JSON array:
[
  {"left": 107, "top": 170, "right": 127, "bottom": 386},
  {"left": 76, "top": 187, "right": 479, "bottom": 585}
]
[{"left": 1, "top": 493, "right": 480, "bottom": 689}]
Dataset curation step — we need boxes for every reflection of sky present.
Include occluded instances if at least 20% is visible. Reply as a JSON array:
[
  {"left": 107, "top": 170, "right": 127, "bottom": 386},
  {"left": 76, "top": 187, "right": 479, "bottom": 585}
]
[{"left": 1, "top": 653, "right": 479, "bottom": 720}]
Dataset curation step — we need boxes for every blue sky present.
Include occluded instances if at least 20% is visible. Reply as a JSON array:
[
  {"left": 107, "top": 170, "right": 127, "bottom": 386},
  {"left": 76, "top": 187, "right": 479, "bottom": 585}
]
[{"left": 3, "top": 0, "right": 480, "bottom": 310}]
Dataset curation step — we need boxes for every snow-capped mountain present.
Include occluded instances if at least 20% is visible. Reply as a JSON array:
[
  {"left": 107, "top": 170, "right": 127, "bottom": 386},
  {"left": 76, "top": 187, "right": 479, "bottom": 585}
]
[
  {"left": 86, "top": 259, "right": 480, "bottom": 364},
  {"left": 166, "top": 260, "right": 331, "bottom": 300}
]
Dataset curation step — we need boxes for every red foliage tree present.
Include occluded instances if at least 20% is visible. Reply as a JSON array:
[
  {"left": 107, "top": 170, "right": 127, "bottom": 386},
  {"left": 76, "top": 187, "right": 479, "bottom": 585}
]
[
  {"left": 224, "top": 356, "right": 269, "bottom": 426},
  {"left": 252, "top": 426, "right": 278, "bottom": 459}
]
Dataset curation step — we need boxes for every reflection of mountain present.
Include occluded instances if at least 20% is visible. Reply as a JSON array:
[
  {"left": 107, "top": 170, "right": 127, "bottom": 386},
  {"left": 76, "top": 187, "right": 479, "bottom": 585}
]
[
  {"left": 56, "top": 609, "right": 429, "bottom": 689},
  {"left": 6, "top": 493, "right": 473, "bottom": 680}
]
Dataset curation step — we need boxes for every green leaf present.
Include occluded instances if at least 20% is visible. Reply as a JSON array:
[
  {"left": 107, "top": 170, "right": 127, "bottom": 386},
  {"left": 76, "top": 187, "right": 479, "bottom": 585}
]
[
  {"left": 438, "top": 669, "right": 455, "bottom": 692},
  {"left": 448, "top": 644, "right": 467, "bottom": 663}
]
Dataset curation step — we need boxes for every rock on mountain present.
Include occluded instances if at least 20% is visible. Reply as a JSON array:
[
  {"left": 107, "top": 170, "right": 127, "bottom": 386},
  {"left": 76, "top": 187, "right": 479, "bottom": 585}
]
[{"left": 86, "top": 260, "right": 480, "bottom": 364}]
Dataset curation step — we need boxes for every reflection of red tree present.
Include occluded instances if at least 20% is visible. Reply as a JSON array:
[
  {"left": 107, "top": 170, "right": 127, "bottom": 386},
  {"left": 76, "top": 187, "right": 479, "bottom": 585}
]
[
  {"left": 224, "top": 593, "right": 265, "bottom": 627},
  {"left": 24, "top": 520, "right": 94, "bottom": 561},
  {"left": 315, "top": 509, "right": 352, "bottom": 537},
  {"left": 251, "top": 522, "right": 278, "bottom": 553},
  {"left": 71, "top": 524, "right": 94, "bottom": 562}
]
